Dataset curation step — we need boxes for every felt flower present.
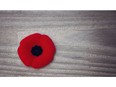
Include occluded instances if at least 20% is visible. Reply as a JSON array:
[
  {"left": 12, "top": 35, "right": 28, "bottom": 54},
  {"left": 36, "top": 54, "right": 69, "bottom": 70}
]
[{"left": 17, "top": 33, "right": 56, "bottom": 69}]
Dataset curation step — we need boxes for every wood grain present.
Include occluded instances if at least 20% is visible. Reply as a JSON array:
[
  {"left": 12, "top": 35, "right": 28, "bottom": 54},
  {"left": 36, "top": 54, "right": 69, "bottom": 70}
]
[{"left": 0, "top": 11, "right": 116, "bottom": 76}]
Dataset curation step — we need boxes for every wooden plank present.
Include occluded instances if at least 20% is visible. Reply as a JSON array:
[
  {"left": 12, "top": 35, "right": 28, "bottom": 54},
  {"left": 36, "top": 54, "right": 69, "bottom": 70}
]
[{"left": 0, "top": 11, "right": 116, "bottom": 76}]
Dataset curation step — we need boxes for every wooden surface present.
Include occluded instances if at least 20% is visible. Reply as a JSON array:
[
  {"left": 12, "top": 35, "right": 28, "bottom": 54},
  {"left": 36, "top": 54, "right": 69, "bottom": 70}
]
[{"left": 0, "top": 11, "right": 116, "bottom": 76}]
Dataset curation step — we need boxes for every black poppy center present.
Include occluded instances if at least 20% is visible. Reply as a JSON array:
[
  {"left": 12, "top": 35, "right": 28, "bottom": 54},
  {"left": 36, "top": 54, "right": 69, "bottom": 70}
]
[{"left": 31, "top": 45, "right": 43, "bottom": 56}]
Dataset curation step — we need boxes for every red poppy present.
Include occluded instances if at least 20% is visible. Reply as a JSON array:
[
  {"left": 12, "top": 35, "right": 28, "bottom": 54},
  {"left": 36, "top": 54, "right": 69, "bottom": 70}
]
[{"left": 17, "top": 33, "right": 56, "bottom": 69}]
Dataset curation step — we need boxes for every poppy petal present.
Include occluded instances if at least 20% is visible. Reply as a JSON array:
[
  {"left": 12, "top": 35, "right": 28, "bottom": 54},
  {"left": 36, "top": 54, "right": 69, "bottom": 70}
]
[
  {"left": 18, "top": 45, "right": 33, "bottom": 66},
  {"left": 20, "top": 33, "right": 41, "bottom": 47}
]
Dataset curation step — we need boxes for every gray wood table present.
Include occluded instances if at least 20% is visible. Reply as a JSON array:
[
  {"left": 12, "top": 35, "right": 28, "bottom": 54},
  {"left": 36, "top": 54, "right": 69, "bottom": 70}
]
[{"left": 0, "top": 11, "right": 116, "bottom": 76}]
